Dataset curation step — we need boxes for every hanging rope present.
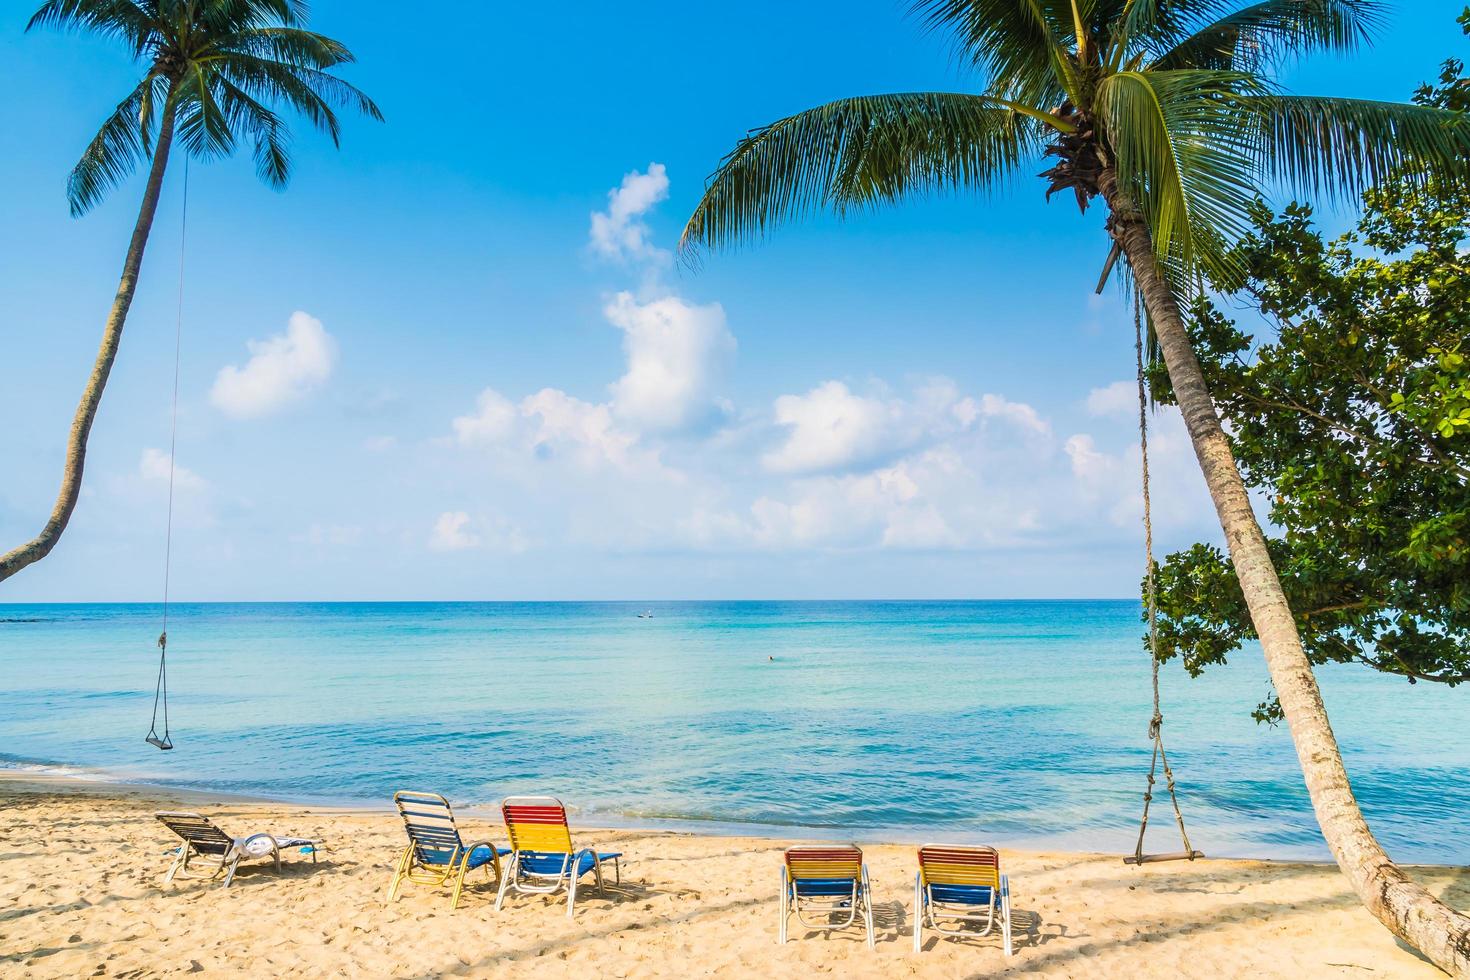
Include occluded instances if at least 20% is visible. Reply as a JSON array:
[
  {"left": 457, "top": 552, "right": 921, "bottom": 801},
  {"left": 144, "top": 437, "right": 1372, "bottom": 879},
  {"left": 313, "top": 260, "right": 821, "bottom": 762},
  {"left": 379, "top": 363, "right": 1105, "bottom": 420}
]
[
  {"left": 147, "top": 160, "right": 188, "bottom": 752},
  {"left": 1125, "top": 293, "right": 1200, "bottom": 865}
]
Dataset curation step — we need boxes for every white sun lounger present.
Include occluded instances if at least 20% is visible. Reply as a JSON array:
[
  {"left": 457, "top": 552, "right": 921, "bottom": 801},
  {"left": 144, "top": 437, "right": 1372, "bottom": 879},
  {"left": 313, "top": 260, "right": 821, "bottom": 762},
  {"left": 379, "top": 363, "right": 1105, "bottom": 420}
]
[{"left": 156, "top": 811, "right": 321, "bottom": 888}]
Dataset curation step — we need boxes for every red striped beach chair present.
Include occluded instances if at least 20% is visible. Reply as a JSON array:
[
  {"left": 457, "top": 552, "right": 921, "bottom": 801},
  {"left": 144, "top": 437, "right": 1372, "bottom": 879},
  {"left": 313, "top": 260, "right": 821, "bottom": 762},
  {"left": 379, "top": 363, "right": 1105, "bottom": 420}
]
[
  {"left": 913, "top": 844, "right": 1013, "bottom": 954},
  {"left": 495, "top": 796, "right": 621, "bottom": 918},
  {"left": 779, "top": 844, "right": 875, "bottom": 947}
]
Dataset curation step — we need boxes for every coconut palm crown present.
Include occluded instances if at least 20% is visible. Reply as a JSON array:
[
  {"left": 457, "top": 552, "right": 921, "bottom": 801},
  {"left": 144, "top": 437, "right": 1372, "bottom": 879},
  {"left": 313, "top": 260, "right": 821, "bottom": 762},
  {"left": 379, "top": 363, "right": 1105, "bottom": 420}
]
[
  {"left": 681, "top": 0, "right": 1468, "bottom": 289},
  {"left": 29, "top": 0, "right": 382, "bottom": 216}
]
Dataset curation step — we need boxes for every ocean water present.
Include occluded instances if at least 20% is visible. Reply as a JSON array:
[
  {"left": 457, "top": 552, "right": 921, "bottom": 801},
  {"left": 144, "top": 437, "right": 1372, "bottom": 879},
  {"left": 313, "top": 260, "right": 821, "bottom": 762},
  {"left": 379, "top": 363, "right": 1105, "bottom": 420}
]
[{"left": 1, "top": 600, "right": 1465, "bottom": 863}]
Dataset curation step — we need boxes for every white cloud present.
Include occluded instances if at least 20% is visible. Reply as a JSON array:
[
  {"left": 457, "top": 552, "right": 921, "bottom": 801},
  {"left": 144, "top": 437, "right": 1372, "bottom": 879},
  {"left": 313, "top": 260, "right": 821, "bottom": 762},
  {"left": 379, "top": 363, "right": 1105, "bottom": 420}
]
[
  {"left": 605, "top": 291, "right": 735, "bottom": 433},
  {"left": 589, "top": 163, "right": 670, "bottom": 263},
  {"left": 763, "top": 381, "right": 904, "bottom": 475},
  {"left": 452, "top": 388, "right": 519, "bottom": 446},
  {"left": 451, "top": 384, "right": 666, "bottom": 476},
  {"left": 1065, "top": 408, "right": 1213, "bottom": 528},
  {"left": 138, "top": 448, "right": 204, "bottom": 491},
  {"left": 428, "top": 510, "right": 528, "bottom": 554},
  {"left": 429, "top": 511, "right": 479, "bottom": 551},
  {"left": 762, "top": 380, "right": 1047, "bottom": 476},
  {"left": 971, "top": 393, "right": 1052, "bottom": 437},
  {"left": 211, "top": 311, "right": 336, "bottom": 419},
  {"left": 1086, "top": 380, "right": 1138, "bottom": 419}
]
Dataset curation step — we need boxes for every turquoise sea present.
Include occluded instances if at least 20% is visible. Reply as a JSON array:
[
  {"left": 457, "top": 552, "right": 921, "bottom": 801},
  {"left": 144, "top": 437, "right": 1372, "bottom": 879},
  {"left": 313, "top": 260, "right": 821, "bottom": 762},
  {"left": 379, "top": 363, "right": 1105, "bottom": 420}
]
[{"left": 1, "top": 601, "right": 1465, "bottom": 863}]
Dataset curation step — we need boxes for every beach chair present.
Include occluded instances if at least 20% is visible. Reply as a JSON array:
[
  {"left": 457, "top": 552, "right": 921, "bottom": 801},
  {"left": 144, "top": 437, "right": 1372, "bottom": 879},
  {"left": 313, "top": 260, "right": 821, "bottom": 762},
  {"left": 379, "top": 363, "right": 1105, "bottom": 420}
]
[
  {"left": 779, "top": 844, "right": 875, "bottom": 947},
  {"left": 495, "top": 796, "right": 622, "bottom": 918},
  {"left": 388, "top": 791, "right": 509, "bottom": 910},
  {"left": 913, "top": 844, "right": 1013, "bottom": 955},
  {"left": 156, "top": 811, "right": 320, "bottom": 889}
]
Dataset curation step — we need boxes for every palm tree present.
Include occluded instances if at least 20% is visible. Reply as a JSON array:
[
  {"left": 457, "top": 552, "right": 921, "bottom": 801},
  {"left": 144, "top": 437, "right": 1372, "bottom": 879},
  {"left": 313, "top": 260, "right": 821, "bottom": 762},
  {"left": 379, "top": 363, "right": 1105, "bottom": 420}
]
[
  {"left": 0, "top": 0, "right": 381, "bottom": 583},
  {"left": 681, "top": 1, "right": 1470, "bottom": 971}
]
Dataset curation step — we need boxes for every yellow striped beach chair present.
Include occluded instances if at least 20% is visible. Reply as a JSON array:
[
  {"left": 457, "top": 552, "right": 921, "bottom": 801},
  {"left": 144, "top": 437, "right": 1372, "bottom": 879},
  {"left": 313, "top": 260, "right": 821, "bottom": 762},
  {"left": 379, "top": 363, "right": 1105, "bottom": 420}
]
[
  {"left": 387, "top": 791, "right": 509, "bottom": 910},
  {"left": 495, "top": 796, "right": 622, "bottom": 918},
  {"left": 779, "top": 844, "right": 875, "bottom": 947},
  {"left": 913, "top": 844, "right": 1013, "bottom": 954}
]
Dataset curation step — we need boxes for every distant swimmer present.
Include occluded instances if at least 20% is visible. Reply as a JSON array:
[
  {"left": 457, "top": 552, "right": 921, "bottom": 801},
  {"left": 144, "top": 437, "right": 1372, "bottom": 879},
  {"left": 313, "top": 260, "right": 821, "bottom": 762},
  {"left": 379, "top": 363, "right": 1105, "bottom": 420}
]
[{"left": 768, "top": 655, "right": 774, "bottom": 662}]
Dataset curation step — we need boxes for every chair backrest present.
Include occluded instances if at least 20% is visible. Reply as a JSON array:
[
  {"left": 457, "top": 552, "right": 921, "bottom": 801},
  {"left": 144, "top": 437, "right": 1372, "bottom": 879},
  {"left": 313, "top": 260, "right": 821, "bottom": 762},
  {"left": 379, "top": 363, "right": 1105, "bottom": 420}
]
[
  {"left": 785, "top": 845, "right": 863, "bottom": 883},
  {"left": 502, "top": 796, "right": 574, "bottom": 854},
  {"left": 394, "top": 791, "right": 467, "bottom": 863},
  {"left": 156, "top": 812, "right": 235, "bottom": 856},
  {"left": 917, "top": 844, "right": 1001, "bottom": 890}
]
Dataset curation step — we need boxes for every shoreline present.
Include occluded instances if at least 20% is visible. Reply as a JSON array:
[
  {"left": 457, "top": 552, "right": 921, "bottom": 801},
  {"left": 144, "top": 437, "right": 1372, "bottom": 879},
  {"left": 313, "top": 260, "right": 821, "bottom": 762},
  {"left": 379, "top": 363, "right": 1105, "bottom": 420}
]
[
  {"left": 4, "top": 771, "right": 1467, "bottom": 977},
  {"left": 0, "top": 763, "right": 1337, "bottom": 865}
]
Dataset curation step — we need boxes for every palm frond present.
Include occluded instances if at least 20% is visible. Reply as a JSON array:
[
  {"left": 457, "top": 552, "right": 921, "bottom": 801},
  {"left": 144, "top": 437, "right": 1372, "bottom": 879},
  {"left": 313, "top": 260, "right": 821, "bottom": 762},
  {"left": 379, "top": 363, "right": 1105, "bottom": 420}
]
[
  {"left": 1151, "top": 0, "right": 1386, "bottom": 71},
  {"left": 173, "top": 64, "right": 237, "bottom": 159},
  {"left": 1097, "top": 69, "right": 1266, "bottom": 286},
  {"left": 911, "top": 0, "right": 1076, "bottom": 106},
  {"left": 1250, "top": 95, "right": 1470, "bottom": 199},
  {"left": 66, "top": 76, "right": 151, "bottom": 215},
  {"left": 681, "top": 92, "right": 1041, "bottom": 255},
  {"left": 214, "top": 73, "right": 291, "bottom": 186},
  {"left": 214, "top": 50, "right": 382, "bottom": 134},
  {"left": 27, "top": 0, "right": 154, "bottom": 57}
]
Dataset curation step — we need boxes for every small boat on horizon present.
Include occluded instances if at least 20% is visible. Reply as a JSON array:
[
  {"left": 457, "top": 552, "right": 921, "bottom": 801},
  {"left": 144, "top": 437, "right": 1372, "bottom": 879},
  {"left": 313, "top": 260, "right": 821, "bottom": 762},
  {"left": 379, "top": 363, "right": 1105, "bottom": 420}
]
[{"left": 637, "top": 610, "right": 653, "bottom": 619}]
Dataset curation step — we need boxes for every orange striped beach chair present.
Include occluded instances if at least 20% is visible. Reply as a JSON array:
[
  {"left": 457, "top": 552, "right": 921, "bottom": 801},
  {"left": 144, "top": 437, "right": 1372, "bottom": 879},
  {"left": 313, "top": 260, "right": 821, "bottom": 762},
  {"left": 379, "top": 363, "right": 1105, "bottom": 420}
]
[
  {"left": 495, "top": 796, "right": 622, "bottom": 918},
  {"left": 913, "top": 844, "right": 1013, "bottom": 954},
  {"left": 779, "top": 844, "right": 875, "bottom": 947}
]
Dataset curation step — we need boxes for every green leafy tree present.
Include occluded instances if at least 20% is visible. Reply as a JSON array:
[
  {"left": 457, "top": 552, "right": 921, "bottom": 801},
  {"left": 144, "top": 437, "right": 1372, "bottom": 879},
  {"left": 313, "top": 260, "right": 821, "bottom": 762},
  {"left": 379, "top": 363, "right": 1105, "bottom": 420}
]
[
  {"left": 680, "top": 0, "right": 1470, "bottom": 968},
  {"left": 0, "top": 0, "right": 381, "bottom": 582},
  {"left": 1152, "top": 184, "right": 1470, "bottom": 722}
]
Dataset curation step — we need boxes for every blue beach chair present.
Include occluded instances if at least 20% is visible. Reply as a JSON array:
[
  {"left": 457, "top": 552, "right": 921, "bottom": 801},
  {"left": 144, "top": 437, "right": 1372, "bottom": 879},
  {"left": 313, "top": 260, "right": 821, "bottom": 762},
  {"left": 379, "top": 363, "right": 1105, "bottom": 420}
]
[
  {"left": 913, "top": 844, "right": 1013, "bottom": 954},
  {"left": 779, "top": 844, "right": 875, "bottom": 947},
  {"left": 387, "top": 791, "right": 509, "bottom": 910}
]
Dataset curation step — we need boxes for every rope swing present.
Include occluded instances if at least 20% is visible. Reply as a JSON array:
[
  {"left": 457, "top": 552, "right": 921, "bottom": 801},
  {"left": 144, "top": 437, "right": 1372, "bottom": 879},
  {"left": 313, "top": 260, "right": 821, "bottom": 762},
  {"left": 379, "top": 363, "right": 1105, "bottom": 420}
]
[
  {"left": 1124, "top": 295, "right": 1201, "bottom": 866},
  {"left": 147, "top": 161, "right": 189, "bottom": 752}
]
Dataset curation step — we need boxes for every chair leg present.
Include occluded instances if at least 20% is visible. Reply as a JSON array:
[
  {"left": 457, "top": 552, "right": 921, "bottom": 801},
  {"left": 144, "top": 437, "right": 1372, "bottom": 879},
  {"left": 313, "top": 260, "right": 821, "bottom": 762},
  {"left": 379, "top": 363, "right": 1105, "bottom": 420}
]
[
  {"left": 164, "top": 846, "right": 188, "bottom": 885},
  {"left": 862, "top": 867, "right": 875, "bottom": 949},
  {"left": 1001, "top": 874, "right": 1013, "bottom": 956},
  {"left": 494, "top": 852, "right": 518, "bottom": 911},
  {"left": 450, "top": 855, "right": 470, "bottom": 911},
  {"left": 566, "top": 870, "right": 579, "bottom": 919},
  {"left": 913, "top": 874, "right": 923, "bottom": 953},
  {"left": 778, "top": 869, "right": 788, "bottom": 945},
  {"left": 221, "top": 852, "right": 242, "bottom": 888},
  {"left": 387, "top": 846, "right": 411, "bottom": 903}
]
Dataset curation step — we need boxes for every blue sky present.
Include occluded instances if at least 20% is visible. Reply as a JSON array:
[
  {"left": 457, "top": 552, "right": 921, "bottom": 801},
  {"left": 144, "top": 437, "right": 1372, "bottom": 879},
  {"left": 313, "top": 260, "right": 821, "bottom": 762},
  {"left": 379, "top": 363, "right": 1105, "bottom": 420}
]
[{"left": 1, "top": 1, "right": 1463, "bottom": 601}]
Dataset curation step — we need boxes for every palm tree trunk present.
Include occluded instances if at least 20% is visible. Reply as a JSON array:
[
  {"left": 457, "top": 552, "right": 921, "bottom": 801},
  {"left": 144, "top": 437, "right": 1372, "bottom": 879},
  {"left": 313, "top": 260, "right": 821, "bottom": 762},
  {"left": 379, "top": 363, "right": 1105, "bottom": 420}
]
[
  {"left": 1100, "top": 167, "right": 1470, "bottom": 977},
  {"left": 0, "top": 108, "right": 178, "bottom": 584}
]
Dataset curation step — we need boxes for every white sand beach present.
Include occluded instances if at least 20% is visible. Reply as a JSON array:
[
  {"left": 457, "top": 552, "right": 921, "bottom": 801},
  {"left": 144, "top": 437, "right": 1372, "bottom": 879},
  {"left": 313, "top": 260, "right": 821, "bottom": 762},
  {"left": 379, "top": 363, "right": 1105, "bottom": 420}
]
[{"left": 2, "top": 772, "right": 1464, "bottom": 978}]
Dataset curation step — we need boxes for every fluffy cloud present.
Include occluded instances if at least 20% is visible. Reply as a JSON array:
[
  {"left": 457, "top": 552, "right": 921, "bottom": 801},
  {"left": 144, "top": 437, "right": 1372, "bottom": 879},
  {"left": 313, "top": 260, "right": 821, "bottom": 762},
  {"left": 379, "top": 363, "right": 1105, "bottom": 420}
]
[
  {"left": 138, "top": 448, "right": 204, "bottom": 491},
  {"left": 605, "top": 291, "right": 735, "bottom": 433},
  {"left": 588, "top": 163, "right": 670, "bottom": 263},
  {"left": 428, "top": 511, "right": 528, "bottom": 553},
  {"left": 211, "top": 312, "right": 336, "bottom": 419},
  {"left": 1065, "top": 408, "right": 1212, "bottom": 528},
  {"left": 452, "top": 388, "right": 518, "bottom": 446},
  {"left": 1086, "top": 380, "right": 1138, "bottom": 419},
  {"left": 451, "top": 385, "right": 663, "bottom": 475},
  {"left": 762, "top": 380, "right": 1047, "bottom": 476},
  {"left": 429, "top": 511, "right": 480, "bottom": 551},
  {"left": 763, "top": 381, "right": 906, "bottom": 475}
]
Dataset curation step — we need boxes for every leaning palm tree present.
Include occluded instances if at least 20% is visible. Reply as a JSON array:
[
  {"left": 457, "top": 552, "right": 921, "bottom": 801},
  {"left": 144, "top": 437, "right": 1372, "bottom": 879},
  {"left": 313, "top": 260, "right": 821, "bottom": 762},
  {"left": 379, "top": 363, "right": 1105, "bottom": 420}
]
[
  {"left": 0, "top": 0, "right": 381, "bottom": 583},
  {"left": 682, "top": 1, "right": 1470, "bottom": 971}
]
